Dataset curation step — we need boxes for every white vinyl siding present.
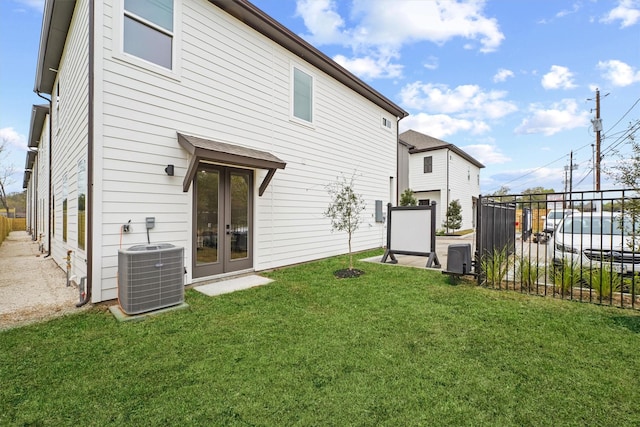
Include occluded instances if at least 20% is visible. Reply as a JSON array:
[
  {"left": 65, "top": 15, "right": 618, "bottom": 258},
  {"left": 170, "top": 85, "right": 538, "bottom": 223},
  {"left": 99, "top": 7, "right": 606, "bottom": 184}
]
[
  {"left": 409, "top": 149, "right": 480, "bottom": 231},
  {"left": 49, "top": 0, "right": 90, "bottom": 290},
  {"left": 91, "top": 0, "right": 397, "bottom": 300},
  {"left": 36, "top": 116, "right": 51, "bottom": 249}
]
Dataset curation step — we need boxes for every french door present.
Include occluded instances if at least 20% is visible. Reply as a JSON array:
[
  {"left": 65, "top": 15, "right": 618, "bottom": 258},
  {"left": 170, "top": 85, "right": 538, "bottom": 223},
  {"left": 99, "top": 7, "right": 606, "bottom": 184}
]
[{"left": 193, "top": 164, "right": 253, "bottom": 278}]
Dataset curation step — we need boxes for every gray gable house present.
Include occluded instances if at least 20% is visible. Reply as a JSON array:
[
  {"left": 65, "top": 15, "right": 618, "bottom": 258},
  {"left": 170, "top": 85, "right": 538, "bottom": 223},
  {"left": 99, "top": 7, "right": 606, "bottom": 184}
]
[{"left": 398, "top": 129, "right": 484, "bottom": 232}]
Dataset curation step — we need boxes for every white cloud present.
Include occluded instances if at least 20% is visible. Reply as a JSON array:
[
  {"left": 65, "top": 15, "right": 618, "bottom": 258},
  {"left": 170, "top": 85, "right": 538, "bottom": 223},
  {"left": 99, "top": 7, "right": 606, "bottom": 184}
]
[
  {"left": 0, "top": 127, "right": 27, "bottom": 151},
  {"left": 333, "top": 54, "right": 403, "bottom": 79},
  {"left": 399, "top": 82, "right": 518, "bottom": 120},
  {"left": 423, "top": 56, "right": 439, "bottom": 71},
  {"left": 597, "top": 59, "right": 640, "bottom": 87},
  {"left": 355, "top": 0, "right": 505, "bottom": 52},
  {"left": 515, "top": 99, "right": 590, "bottom": 136},
  {"left": 493, "top": 68, "right": 514, "bottom": 83},
  {"left": 461, "top": 144, "right": 511, "bottom": 165},
  {"left": 400, "top": 113, "right": 490, "bottom": 140},
  {"left": 295, "top": 0, "right": 347, "bottom": 45},
  {"left": 541, "top": 65, "right": 577, "bottom": 90},
  {"left": 601, "top": 0, "right": 640, "bottom": 28},
  {"left": 295, "top": 0, "right": 505, "bottom": 79}
]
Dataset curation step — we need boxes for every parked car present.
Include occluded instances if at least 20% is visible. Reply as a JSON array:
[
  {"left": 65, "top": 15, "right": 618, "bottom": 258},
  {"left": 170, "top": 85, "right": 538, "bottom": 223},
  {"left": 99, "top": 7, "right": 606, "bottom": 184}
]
[
  {"left": 552, "top": 211, "right": 640, "bottom": 274},
  {"left": 542, "top": 209, "right": 580, "bottom": 234}
]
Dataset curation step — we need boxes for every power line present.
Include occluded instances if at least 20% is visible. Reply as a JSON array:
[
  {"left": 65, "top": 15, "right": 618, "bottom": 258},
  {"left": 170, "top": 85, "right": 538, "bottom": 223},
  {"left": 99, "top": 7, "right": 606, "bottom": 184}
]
[
  {"left": 603, "top": 95, "right": 640, "bottom": 135},
  {"left": 486, "top": 94, "right": 640, "bottom": 194}
]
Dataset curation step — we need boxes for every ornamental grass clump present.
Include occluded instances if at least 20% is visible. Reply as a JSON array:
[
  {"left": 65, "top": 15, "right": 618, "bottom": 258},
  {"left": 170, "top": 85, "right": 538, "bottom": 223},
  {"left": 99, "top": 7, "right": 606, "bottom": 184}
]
[{"left": 480, "top": 247, "right": 509, "bottom": 288}]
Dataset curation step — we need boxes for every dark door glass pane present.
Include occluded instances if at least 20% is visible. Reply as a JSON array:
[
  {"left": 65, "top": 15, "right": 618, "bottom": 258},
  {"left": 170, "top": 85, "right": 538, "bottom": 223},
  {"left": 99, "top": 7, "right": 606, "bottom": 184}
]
[{"left": 196, "top": 169, "right": 219, "bottom": 265}]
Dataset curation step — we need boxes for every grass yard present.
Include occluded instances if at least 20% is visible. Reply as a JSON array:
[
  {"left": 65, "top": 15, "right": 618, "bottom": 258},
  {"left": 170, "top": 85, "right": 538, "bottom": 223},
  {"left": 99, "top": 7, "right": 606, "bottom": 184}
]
[{"left": 2, "top": 249, "right": 640, "bottom": 426}]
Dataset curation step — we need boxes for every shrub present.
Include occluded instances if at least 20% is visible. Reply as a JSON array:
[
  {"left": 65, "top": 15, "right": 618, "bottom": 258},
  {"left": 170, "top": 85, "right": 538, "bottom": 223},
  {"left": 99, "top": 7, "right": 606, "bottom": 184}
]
[
  {"left": 588, "top": 267, "right": 622, "bottom": 299},
  {"left": 399, "top": 188, "right": 417, "bottom": 207}
]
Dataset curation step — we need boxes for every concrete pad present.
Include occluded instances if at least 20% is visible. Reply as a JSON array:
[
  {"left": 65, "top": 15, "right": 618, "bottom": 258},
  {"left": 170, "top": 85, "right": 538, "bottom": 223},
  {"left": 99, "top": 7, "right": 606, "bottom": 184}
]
[
  {"left": 194, "top": 275, "right": 273, "bottom": 296},
  {"left": 109, "top": 302, "right": 189, "bottom": 322}
]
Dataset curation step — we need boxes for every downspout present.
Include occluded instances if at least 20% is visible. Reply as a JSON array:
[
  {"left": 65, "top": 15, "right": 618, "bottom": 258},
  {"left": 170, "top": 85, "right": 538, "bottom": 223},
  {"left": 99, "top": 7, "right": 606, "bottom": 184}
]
[
  {"left": 77, "top": 0, "right": 94, "bottom": 307},
  {"left": 396, "top": 118, "right": 401, "bottom": 206},
  {"left": 446, "top": 148, "right": 450, "bottom": 234},
  {"left": 36, "top": 91, "right": 52, "bottom": 256}
]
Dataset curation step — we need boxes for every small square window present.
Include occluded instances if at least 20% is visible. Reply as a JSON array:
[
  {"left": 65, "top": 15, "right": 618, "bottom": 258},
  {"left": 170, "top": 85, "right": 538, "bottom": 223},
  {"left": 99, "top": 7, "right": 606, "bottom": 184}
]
[{"left": 382, "top": 117, "right": 392, "bottom": 129}]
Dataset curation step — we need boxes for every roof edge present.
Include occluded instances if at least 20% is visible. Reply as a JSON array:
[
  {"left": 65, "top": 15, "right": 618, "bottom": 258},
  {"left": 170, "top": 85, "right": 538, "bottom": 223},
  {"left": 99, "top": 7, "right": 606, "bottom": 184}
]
[
  {"left": 34, "top": 0, "right": 77, "bottom": 94},
  {"left": 28, "top": 104, "right": 50, "bottom": 148}
]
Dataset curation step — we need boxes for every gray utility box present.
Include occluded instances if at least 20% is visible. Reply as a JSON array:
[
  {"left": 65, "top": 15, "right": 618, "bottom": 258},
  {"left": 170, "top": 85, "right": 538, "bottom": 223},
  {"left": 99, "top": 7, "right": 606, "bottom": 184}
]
[
  {"left": 446, "top": 243, "right": 472, "bottom": 275},
  {"left": 118, "top": 243, "right": 184, "bottom": 315}
]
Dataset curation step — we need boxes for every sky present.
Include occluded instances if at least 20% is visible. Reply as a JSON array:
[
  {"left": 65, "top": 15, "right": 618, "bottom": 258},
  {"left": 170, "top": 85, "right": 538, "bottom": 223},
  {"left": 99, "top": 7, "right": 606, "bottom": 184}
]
[{"left": 1, "top": 0, "right": 639, "bottom": 196}]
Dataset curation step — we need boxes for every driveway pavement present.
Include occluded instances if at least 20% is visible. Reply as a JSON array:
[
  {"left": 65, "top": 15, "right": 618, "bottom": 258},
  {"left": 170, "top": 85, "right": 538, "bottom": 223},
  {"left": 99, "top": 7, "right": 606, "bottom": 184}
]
[
  {"left": 0, "top": 231, "right": 79, "bottom": 330},
  {"left": 362, "top": 233, "right": 476, "bottom": 271}
]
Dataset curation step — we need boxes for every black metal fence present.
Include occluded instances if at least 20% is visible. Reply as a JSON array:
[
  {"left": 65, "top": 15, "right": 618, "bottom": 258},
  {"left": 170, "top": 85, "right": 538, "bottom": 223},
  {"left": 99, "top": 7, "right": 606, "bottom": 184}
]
[{"left": 475, "top": 189, "right": 640, "bottom": 310}]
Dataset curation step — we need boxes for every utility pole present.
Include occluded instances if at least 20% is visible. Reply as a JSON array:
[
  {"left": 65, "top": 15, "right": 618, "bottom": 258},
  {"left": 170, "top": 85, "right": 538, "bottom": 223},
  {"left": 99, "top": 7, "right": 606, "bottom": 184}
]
[
  {"left": 564, "top": 152, "right": 578, "bottom": 208},
  {"left": 590, "top": 89, "right": 604, "bottom": 191}
]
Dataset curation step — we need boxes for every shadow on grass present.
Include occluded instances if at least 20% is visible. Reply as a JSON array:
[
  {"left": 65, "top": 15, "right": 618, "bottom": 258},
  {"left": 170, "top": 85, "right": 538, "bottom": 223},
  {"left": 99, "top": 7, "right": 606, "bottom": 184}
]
[{"left": 612, "top": 316, "right": 640, "bottom": 333}]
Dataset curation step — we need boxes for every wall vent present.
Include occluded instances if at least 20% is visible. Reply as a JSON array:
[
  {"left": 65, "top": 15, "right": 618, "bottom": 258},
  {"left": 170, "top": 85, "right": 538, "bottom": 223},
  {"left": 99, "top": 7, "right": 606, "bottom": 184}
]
[{"left": 118, "top": 243, "right": 184, "bottom": 315}]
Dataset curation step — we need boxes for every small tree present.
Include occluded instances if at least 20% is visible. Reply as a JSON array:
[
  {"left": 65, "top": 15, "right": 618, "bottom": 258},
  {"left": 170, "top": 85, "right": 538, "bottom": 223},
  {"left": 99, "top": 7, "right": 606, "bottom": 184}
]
[
  {"left": 607, "top": 123, "right": 640, "bottom": 249},
  {"left": 399, "top": 188, "right": 417, "bottom": 206},
  {"left": 324, "top": 174, "right": 365, "bottom": 270},
  {"left": 442, "top": 199, "right": 462, "bottom": 232},
  {"left": 0, "top": 137, "right": 16, "bottom": 217}
]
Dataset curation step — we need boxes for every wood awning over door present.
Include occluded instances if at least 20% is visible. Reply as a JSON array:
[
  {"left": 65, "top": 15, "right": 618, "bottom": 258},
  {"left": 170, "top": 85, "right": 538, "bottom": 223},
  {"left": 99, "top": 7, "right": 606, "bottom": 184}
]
[{"left": 177, "top": 133, "right": 286, "bottom": 196}]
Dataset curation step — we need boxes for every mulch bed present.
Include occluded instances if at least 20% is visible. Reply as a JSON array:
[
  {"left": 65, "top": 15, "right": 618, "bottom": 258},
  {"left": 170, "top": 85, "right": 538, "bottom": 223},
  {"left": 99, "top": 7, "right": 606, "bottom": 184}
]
[{"left": 333, "top": 269, "right": 365, "bottom": 279}]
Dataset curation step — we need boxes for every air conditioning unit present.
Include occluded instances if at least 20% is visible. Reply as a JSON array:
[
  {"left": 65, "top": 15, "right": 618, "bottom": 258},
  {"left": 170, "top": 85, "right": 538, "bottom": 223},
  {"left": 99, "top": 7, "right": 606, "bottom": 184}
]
[{"left": 118, "top": 243, "right": 184, "bottom": 315}]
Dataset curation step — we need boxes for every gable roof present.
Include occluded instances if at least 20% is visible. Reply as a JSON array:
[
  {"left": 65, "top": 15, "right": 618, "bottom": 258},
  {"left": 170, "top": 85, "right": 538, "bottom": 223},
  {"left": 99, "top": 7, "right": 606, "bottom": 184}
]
[
  {"left": 34, "top": 0, "right": 409, "bottom": 119},
  {"left": 399, "top": 129, "right": 485, "bottom": 169}
]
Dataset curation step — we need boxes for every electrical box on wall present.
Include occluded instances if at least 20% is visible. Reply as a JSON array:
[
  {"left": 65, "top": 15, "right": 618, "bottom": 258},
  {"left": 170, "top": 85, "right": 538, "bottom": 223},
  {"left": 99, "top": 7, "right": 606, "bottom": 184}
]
[
  {"left": 146, "top": 217, "right": 155, "bottom": 229},
  {"left": 375, "top": 200, "right": 384, "bottom": 222}
]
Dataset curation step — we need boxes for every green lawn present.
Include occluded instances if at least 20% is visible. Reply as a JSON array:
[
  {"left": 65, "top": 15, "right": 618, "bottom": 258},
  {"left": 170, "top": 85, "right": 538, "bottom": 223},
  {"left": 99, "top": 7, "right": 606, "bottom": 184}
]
[{"left": 2, "top": 249, "right": 640, "bottom": 426}]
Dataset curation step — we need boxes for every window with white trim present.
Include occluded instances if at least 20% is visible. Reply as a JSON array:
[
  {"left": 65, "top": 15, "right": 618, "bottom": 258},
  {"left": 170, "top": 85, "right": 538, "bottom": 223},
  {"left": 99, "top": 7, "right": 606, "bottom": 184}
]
[
  {"left": 292, "top": 66, "right": 313, "bottom": 123},
  {"left": 123, "top": 0, "right": 174, "bottom": 70},
  {"left": 382, "top": 117, "right": 392, "bottom": 130}
]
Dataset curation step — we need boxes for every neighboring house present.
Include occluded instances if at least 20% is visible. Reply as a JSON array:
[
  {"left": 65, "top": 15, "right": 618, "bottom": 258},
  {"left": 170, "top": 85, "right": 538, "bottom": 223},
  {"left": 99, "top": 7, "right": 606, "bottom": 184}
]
[
  {"left": 398, "top": 130, "right": 484, "bottom": 232},
  {"left": 24, "top": 0, "right": 407, "bottom": 304}
]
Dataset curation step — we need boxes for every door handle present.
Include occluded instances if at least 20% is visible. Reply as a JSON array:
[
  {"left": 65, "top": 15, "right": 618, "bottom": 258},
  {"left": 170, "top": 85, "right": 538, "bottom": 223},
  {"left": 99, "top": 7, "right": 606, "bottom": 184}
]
[{"left": 226, "top": 224, "right": 231, "bottom": 235}]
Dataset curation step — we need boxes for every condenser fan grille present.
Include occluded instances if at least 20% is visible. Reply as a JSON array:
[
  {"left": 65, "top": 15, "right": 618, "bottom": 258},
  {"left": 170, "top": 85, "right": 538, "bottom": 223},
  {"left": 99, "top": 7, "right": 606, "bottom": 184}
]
[{"left": 118, "top": 244, "right": 184, "bottom": 315}]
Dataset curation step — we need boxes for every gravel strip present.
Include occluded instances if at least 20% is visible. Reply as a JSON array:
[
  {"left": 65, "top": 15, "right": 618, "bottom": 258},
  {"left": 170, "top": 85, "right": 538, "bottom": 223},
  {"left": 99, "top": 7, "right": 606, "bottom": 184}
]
[{"left": 0, "top": 231, "right": 83, "bottom": 330}]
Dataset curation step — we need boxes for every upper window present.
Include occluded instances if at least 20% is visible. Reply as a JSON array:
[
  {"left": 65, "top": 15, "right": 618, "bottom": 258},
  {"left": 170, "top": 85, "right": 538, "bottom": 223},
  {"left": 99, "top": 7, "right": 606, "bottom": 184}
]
[
  {"left": 123, "top": 0, "right": 174, "bottom": 70},
  {"left": 292, "top": 66, "right": 313, "bottom": 123},
  {"left": 423, "top": 156, "right": 433, "bottom": 174},
  {"left": 382, "top": 117, "right": 393, "bottom": 130}
]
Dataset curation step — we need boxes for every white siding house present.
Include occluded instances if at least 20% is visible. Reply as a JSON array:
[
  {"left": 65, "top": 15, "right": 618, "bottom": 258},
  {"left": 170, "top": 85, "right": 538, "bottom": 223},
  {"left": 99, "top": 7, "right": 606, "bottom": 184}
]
[
  {"left": 24, "top": 0, "right": 407, "bottom": 304},
  {"left": 398, "top": 130, "right": 484, "bottom": 232}
]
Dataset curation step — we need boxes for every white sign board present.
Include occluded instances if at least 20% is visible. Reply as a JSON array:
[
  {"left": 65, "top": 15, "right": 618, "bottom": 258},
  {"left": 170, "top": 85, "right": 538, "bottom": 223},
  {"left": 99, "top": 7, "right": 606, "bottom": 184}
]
[{"left": 389, "top": 209, "right": 433, "bottom": 253}]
